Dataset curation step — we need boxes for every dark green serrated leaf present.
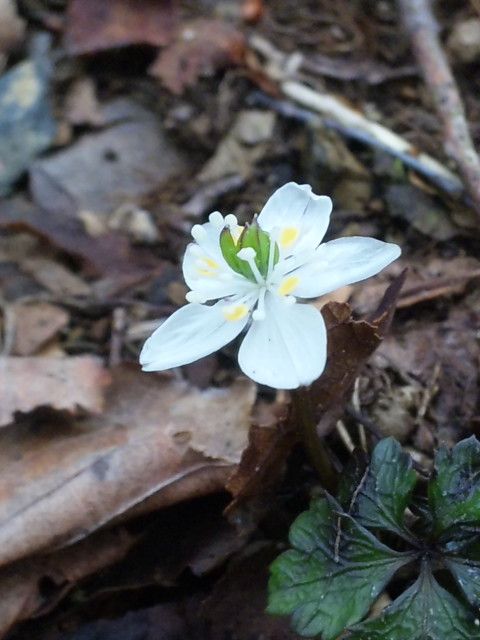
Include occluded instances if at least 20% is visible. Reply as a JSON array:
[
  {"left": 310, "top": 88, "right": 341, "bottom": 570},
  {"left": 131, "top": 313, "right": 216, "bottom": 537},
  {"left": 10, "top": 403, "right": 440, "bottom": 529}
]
[
  {"left": 267, "top": 498, "right": 412, "bottom": 640},
  {"left": 444, "top": 539, "right": 480, "bottom": 608},
  {"left": 348, "top": 563, "right": 480, "bottom": 640},
  {"left": 429, "top": 436, "right": 480, "bottom": 539},
  {"left": 338, "top": 438, "right": 417, "bottom": 542}
]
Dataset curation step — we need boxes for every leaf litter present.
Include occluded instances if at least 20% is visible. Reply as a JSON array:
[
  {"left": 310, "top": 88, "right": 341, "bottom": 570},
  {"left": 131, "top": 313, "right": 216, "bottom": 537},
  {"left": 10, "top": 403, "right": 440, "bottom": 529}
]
[{"left": 1, "top": 0, "right": 480, "bottom": 637}]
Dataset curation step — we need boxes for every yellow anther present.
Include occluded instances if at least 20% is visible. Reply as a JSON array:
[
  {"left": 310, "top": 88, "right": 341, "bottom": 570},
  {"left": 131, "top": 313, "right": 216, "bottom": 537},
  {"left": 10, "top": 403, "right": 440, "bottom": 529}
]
[
  {"left": 201, "top": 257, "right": 219, "bottom": 269},
  {"left": 278, "top": 275, "right": 300, "bottom": 296},
  {"left": 222, "top": 303, "right": 249, "bottom": 322},
  {"left": 279, "top": 226, "right": 300, "bottom": 248},
  {"left": 197, "top": 268, "right": 217, "bottom": 277}
]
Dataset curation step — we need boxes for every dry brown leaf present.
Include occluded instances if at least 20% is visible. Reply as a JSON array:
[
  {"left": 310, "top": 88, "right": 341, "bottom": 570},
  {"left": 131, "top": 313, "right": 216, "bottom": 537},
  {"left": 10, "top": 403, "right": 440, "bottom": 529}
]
[
  {"left": 0, "top": 0, "right": 25, "bottom": 57},
  {"left": 0, "top": 528, "right": 135, "bottom": 638},
  {"left": 166, "top": 378, "right": 256, "bottom": 463},
  {"left": 30, "top": 106, "right": 186, "bottom": 222},
  {"left": 0, "top": 366, "right": 255, "bottom": 567},
  {"left": 373, "top": 306, "right": 480, "bottom": 436},
  {"left": 65, "top": 0, "right": 178, "bottom": 54},
  {"left": 197, "top": 110, "right": 275, "bottom": 182},
  {"left": 201, "top": 544, "right": 300, "bottom": 639},
  {"left": 64, "top": 77, "right": 105, "bottom": 127},
  {"left": 0, "top": 197, "right": 156, "bottom": 278},
  {"left": 150, "top": 18, "right": 246, "bottom": 95},
  {"left": 21, "top": 257, "right": 92, "bottom": 297},
  {"left": 226, "top": 274, "right": 406, "bottom": 517},
  {"left": 350, "top": 256, "right": 480, "bottom": 314},
  {"left": 11, "top": 302, "right": 69, "bottom": 356},
  {"left": 0, "top": 355, "right": 111, "bottom": 427}
]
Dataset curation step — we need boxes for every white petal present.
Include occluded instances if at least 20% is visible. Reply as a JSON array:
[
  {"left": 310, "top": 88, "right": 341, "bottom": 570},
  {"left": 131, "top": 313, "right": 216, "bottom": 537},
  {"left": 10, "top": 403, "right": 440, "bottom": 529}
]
[
  {"left": 257, "top": 182, "right": 332, "bottom": 258},
  {"left": 238, "top": 293, "right": 327, "bottom": 389},
  {"left": 182, "top": 242, "right": 255, "bottom": 301},
  {"left": 190, "top": 217, "right": 227, "bottom": 264},
  {"left": 140, "top": 301, "right": 251, "bottom": 371},
  {"left": 291, "top": 236, "right": 401, "bottom": 298}
]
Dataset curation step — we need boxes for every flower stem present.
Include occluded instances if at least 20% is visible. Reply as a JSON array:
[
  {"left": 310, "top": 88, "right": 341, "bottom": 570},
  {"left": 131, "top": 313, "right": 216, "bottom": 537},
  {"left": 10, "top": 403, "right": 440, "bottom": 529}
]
[{"left": 291, "top": 388, "right": 338, "bottom": 493}]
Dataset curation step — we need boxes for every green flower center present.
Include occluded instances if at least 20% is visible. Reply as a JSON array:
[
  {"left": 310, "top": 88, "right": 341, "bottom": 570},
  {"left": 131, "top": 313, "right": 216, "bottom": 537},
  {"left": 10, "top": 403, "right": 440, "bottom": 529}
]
[{"left": 220, "top": 220, "right": 280, "bottom": 283}]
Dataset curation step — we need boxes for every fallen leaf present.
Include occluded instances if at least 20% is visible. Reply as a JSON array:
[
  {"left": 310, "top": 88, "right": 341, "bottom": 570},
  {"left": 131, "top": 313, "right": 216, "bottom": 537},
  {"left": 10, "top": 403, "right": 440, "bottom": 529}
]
[
  {"left": 351, "top": 256, "right": 480, "bottom": 314},
  {"left": 225, "top": 402, "right": 292, "bottom": 518},
  {"left": 11, "top": 302, "right": 69, "bottom": 356},
  {"left": 0, "top": 366, "right": 255, "bottom": 567},
  {"left": 64, "top": 77, "right": 105, "bottom": 127},
  {"left": 242, "top": 0, "right": 265, "bottom": 23},
  {"left": 0, "top": 197, "right": 156, "bottom": 278},
  {"left": 0, "top": 59, "right": 56, "bottom": 195},
  {"left": 385, "top": 184, "right": 457, "bottom": 241},
  {"left": 0, "top": 528, "right": 135, "bottom": 639},
  {"left": 0, "top": 355, "right": 112, "bottom": 426},
  {"left": 197, "top": 110, "right": 276, "bottom": 182},
  {"left": 227, "top": 275, "right": 406, "bottom": 518},
  {"left": 167, "top": 377, "right": 256, "bottom": 463},
  {"left": 21, "top": 257, "right": 91, "bottom": 297},
  {"left": 311, "top": 271, "right": 406, "bottom": 437},
  {"left": 65, "top": 0, "right": 178, "bottom": 54},
  {"left": 373, "top": 306, "right": 480, "bottom": 437},
  {"left": 150, "top": 18, "right": 246, "bottom": 95},
  {"left": 30, "top": 102, "right": 186, "bottom": 220},
  {"left": 108, "top": 497, "right": 246, "bottom": 591},
  {"left": 0, "top": 0, "right": 25, "bottom": 57},
  {"left": 48, "top": 603, "right": 190, "bottom": 640},
  {"left": 201, "top": 544, "right": 300, "bottom": 639}
]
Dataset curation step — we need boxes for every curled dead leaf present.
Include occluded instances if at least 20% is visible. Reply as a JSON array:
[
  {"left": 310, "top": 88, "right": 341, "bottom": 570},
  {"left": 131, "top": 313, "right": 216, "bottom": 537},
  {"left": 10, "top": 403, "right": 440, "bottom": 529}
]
[
  {"left": 0, "top": 355, "right": 111, "bottom": 427},
  {"left": 0, "top": 366, "right": 255, "bottom": 568},
  {"left": 0, "top": 528, "right": 135, "bottom": 639},
  {"left": 150, "top": 19, "right": 246, "bottom": 95},
  {"left": 65, "top": 0, "right": 178, "bottom": 54}
]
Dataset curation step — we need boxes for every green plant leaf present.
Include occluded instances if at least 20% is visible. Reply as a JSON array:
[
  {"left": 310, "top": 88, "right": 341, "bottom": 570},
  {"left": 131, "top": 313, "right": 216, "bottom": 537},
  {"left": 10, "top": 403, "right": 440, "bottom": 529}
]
[
  {"left": 348, "top": 563, "right": 480, "bottom": 640},
  {"left": 338, "top": 437, "right": 417, "bottom": 542},
  {"left": 429, "top": 436, "right": 480, "bottom": 539},
  {"left": 267, "top": 498, "right": 413, "bottom": 640},
  {"left": 444, "top": 539, "right": 480, "bottom": 608}
]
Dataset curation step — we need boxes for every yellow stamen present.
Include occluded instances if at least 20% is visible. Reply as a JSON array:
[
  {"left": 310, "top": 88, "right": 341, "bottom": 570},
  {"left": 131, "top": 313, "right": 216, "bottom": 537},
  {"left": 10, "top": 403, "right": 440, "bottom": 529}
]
[
  {"left": 279, "top": 227, "right": 299, "bottom": 248},
  {"left": 201, "top": 257, "right": 219, "bottom": 269},
  {"left": 278, "top": 275, "right": 300, "bottom": 296},
  {"left": 223, "top": 303, "right": 249, "bottom": 322},
  {"left": 197, "top": 268, "right": 216, "bottom": 277}
]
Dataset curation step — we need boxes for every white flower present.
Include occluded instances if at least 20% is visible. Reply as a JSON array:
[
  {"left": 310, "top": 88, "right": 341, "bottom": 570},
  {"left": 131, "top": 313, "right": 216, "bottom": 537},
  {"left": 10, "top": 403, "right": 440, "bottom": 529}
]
[{"left": 140, "top": 182, "right": 401, "bottom": 389}]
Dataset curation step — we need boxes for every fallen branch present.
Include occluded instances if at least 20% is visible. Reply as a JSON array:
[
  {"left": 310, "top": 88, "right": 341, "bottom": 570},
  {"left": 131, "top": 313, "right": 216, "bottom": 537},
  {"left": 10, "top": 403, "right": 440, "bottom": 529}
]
[
  {"left": 248, "top": 35, "right": 464, "bottom": 199},
  {"left": 398, "top": 0, "right": 480, "bottom": 215},
  {"left": 281, "top": 81, "right": 463, "bottom": 197}
]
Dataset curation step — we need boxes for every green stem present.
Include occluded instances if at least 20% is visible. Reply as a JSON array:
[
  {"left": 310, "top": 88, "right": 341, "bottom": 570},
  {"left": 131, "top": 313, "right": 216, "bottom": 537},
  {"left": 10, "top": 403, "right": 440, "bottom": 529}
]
[{"left": 292, "top": 388, "right": 338, "bottom": 493}]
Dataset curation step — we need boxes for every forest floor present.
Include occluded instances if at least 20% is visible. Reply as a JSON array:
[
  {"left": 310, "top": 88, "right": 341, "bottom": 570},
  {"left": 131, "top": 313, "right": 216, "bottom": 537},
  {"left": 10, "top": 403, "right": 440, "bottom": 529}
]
[{"left": 0, "top": 0, "right": 479, "bottom": 638}]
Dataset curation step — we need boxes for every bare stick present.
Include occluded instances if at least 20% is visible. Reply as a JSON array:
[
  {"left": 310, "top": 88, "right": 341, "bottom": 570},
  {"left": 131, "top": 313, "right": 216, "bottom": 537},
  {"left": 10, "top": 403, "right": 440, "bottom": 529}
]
[
  {"left": 248, "top": 36, "right": 463, "bottom": 198},
  {"left": 281, "top": 80, "right": 463, "bottom": 197},
  {"left": 398, "top": 0, "right": 480, "bottom": 215}
]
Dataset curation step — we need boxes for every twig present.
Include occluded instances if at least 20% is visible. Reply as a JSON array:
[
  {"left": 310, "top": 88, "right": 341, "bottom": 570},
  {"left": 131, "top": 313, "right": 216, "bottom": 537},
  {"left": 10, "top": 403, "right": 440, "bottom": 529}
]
[
  {"left": 109, "top": 307, "right": 127, "bottom": 367},
  {"left": 281, "top": 80, "right": 464, "bottom": 197},
  {"left": 335, "top": 419, "right": 355, "bottom": 452},
  {"left": 398, "top": 0, "right": 480, "bottom": 215},
  {"left": 248, "top": 35, "right": 464, "bottom": 198},
  {"left": 0, "top": 301, "right": 15, "bottom": 356},
  {"left": 182, "top": 175, "right": 246, "bottom": 218},
  {"left": 249, "top": 90, "right": 463, "bottom": 198}
]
